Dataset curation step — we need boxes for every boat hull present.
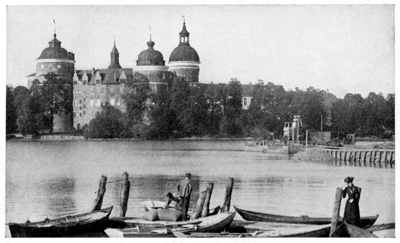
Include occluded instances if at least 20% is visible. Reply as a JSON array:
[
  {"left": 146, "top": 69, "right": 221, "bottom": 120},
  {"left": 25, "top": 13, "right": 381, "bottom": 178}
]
[
  {"left": 8, "top": 207, "right": 113, "bottom": 237},
  {"left": 281, "top": 216, "right": 379, "bottom": 237},
  {"left": 105, "top": 212, "right": 236, "bottom": 237},
  {"left": 234, "top": 206, "right": 377, "bottom": 225}
]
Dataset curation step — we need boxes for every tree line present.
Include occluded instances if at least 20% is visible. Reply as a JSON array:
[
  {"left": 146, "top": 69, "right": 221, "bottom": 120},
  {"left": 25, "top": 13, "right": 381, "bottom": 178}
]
[{"left": 6, "top": 74, "right": 394, "bottom": 140}]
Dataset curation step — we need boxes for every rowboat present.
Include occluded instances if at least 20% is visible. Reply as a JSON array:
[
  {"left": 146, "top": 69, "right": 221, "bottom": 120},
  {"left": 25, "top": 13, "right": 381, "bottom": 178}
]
[
  {"left": 279, "top": 215, "right": 378, "bottom": 237},
  {"left": 234, "top": 206, "right": 378, "bottom": 225},
  {"left": 105, "top": 212, "right": 236, "bottom": 237},
  {"left": 8, "top": 206, "right": 113, "bottom": 237}
]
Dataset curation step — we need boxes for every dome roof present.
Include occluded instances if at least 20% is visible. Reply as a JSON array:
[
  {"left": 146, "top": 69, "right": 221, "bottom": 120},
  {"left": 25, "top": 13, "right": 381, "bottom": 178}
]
[
  {"left": 169, "top": 21, "right": 200, "bottom": 63},
  {"left": 38, "top": 34, "right": 74, "bottom": 60},
  {"left": 169, "top": 44, "right": 200, "bottom": 63},
  {"left": 136, "top": 40, "right": 165, "bottom": 66}
]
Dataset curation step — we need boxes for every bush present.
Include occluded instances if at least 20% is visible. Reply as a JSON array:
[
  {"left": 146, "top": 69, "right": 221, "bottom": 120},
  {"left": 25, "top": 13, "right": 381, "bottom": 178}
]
[{"left": 84, "top": 104, "right": 127, "bottom": 138}]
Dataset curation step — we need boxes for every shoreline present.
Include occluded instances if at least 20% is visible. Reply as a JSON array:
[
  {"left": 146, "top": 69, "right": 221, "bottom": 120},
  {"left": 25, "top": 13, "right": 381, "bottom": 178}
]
[{"left": 7, "top": 135, "right": 256, "bottom": 142}]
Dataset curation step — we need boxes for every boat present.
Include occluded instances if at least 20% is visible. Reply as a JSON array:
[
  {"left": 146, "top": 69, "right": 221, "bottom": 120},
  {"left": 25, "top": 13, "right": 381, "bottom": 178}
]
[
  {"left": 8, "top": 206, "right": 113, "bottom": 237},
  {"left": 172, "top": 231, "right": 252, "bottom": 238},
  {"left": 105, "top": 212, "right": 236, "bottom": 237},
  {"left": 142, "top": 200, "right": 220, "bottom": 216},
  {"left": 279, "top": 215, "right": 379, "bottom": 237},
  {"left": 234, "top": 206, "right": 378, "bottom": 225},
  {"left": 343, "top": 222, "right": 377, "bottom": 238}
]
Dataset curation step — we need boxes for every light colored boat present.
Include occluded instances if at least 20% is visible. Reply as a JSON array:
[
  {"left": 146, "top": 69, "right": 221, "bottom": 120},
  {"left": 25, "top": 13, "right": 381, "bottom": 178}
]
[{"left": 105, "top": 212, "right": 236, "bottom": 238}]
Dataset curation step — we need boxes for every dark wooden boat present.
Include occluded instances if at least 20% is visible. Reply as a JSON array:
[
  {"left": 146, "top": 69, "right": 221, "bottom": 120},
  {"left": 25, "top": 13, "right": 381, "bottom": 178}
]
[
  {"left": 280, "top": 215, "right": 379, "bottom": 237},
  {"left": 8, "top": 206, "right": 113, "bottom": 237},
  {"left": 234, "top": 206, "right": 378, "bottom": 225}
]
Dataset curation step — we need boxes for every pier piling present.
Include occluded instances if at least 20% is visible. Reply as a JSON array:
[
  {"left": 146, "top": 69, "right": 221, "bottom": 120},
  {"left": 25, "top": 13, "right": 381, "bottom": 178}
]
[
  {"left": 120, "top": 172, "right": 130, "bottom": 217},
  {"left": 192, "top": 190, "right": 207, "bottom": 219},
  {"left": 92, "top": 175, "right": 107, "bottom": 211},
  {"left": 330, "top": 187, "right": 343, "bottom": 237},
  {"left": 201, "top": 182, "right": 214, "bottom": 217},
  {"left": 221, "top": 177, "right": 234, "bottom": 213}
]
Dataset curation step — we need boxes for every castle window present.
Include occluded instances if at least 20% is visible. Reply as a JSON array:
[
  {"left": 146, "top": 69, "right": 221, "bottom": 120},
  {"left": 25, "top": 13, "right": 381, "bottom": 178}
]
[
  {"left": 57, "top": 64, "right": 61, "bottom": 69},
  {"left": 90, "top": 99, "right": 94, "bottom": 107},
  {"left": 96, "top": 99, "right": 101, "bottom": 107},
  {"left": 110, "top": 98, "right": 115, "bottom": 106}
]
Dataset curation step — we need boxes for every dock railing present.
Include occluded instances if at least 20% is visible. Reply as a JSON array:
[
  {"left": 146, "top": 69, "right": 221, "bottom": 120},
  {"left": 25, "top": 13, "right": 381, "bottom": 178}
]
[{"left": 292, "top": 146, "right": 395, "bottom": 168}]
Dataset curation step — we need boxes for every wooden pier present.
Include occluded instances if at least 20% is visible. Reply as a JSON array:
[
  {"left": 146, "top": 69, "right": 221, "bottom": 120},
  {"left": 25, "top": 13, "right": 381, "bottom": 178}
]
[{"left": 293, "top": 147, "right": 395, "bottom": 168}]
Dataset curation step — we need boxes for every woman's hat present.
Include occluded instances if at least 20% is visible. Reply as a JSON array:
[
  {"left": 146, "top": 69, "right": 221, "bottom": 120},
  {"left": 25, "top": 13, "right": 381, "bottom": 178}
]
[{"left": 344, "top": 176, "right": 354, "bottom": 183}]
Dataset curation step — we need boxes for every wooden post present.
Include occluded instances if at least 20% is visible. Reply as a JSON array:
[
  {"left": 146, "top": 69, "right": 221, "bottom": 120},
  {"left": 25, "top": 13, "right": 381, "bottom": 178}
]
[
  {"left": 120, "top": 172, "right": 130, "bottom": 217},
  {"left": 343, "top": 151, "right": 347, "bottom": 165},
  {"left": 201, "top": 183, "right": 214, "bottom": 217},
  {"left": 221, "top": 177, "right": 234, "bottom": 212},
  {"left": 330, "top": 187, "right": 343, "bottom": 237},
  {"left": 192, "top": 190, "right": 207, "bottom": 219},
  {"left": 390, "top": 151, "right": 394, "bottom": 168},
  {"left": 369, "top": 150, "right": 374, "bottom": 165},
  {"left": 363, "top": 151, "right": 368, "bottom": 166},
  {"left": 357, "top": 151, "right": 362, "bottom": 166},
  {"left": 384, "top": 151, "right": 389, "bottom": 167},
  {"left": 373, "top": 150, "right": 378, "bottom": 163},
  {"left": 355, "top": 151, "right": 358, "bottom": 166},
  {"left": 92, "top": 175, "right": 107, "bottom": 211},
  {"left": 377, "top": 151, "right": 381, "bottom": 167}
]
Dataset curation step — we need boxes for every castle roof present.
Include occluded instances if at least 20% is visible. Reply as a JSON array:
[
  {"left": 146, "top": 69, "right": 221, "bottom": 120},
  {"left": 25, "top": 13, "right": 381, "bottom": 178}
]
[
  {"left": 169, "top": 21, "right": 199, "bottom": 63},
  {"left": 38, "top": 34, "right": 74, "bottom": 60},
  {"left": 137, "top": 40, "right": 165, "bottom": 66},
  {"left": 169, "top": 44, "right": 200, "bottom": 63},
  {"left": 74, "top": 68, "right": 133, "bottom": 84}
]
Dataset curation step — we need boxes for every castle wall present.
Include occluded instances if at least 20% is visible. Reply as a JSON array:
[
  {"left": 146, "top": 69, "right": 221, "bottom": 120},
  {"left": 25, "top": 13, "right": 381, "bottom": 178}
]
[{"left": 73, "top": 83, "right": 127, "bottom": 129}]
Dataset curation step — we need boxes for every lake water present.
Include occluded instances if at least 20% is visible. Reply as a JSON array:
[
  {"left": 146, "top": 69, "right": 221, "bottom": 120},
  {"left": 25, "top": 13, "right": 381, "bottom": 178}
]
[{"left": 6, "top": 140, "right": 395, "bottom": 237}]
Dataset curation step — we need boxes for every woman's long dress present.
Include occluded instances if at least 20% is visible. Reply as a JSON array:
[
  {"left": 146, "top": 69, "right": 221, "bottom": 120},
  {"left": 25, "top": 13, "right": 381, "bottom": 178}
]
[{"left": 342, "top": 186, "right": 361, "bottom": 226}]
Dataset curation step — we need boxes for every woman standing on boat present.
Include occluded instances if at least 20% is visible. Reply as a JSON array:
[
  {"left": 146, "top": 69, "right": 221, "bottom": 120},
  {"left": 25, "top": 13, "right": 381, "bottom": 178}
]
[{"left": 342, "top": 176, "right": 361, "bottom": 226}]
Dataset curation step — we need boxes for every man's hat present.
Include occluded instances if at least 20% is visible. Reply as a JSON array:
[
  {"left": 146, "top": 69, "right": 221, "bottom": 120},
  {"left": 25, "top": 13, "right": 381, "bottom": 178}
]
[
  {"left": 185, "top": 173, "right": 192, "bottom": 178},
  {"left": 344, "top": 176, "right": 354, "bottom": 183}
]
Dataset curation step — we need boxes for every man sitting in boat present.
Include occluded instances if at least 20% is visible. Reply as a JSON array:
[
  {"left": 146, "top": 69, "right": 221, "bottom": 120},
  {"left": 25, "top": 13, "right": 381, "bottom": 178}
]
[
  {"left": 165, "top": 173, "right": 193, "bottom": 220},
  {"left": 342, "top": 176, "right": 361, "bottom": 226}
]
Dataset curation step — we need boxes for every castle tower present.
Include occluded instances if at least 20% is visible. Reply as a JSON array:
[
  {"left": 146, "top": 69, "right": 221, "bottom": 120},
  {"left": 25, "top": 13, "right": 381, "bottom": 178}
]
[
  {"left": 36, "top": 31, "right": 75, "bottom": 133},
  {"left": 168, "top": 19, "right": 200, "bottom": 82},
  {"left": 109, "top": 40, "right": 122, "bottom": 69},
  {"left": 135, "top": 34, "right": 169, "bottom": 92}
]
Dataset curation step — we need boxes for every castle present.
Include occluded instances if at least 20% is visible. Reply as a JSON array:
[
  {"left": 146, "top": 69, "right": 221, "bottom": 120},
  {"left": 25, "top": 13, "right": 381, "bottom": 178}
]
[{"left": 27, "top": 20, "right": 202, "bottom": 133}]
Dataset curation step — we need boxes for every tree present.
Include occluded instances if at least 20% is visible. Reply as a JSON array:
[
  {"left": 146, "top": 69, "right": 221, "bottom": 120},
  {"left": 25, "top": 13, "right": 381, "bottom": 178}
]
[
  {"left": 84, "top": 103, "right": 127, "bottom": 138},
  {"left": 6, "top": 86, "right": 17, "bottom": 134},
  {"left": 40, "top": 73, "right": 73, "bottom": 133},
  {"left": 147, "top": 87, "right": 176, "bottom": 139},
  {"left": 220, "top": 79, "right": 243, "bottom": 136},
  {"left": 122, "top": 73, "right": 151, "bottom": 126},
  {"left": 204, "top": 83, "right": 224, "bottom": 135}
]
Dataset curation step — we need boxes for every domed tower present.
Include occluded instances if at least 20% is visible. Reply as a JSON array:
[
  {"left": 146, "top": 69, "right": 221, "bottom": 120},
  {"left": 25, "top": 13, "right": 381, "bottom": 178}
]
[
  {"left": 36, "top": 32, "right": 75, "bottom": 134},
  {"left": 135, "top": 36, "right": 168, "bottom": 92},
  {"left": 168, "top": 20, "right": 200, "bottom": 82},
  {"left": 36, "top": 33, "right": 75, "bottom": 80}
]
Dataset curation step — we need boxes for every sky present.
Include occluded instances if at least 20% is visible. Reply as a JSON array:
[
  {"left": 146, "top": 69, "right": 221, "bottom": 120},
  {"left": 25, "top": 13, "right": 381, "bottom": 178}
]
[{"left": 7, "top": 5, "right": 394, "bottom": 97}]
